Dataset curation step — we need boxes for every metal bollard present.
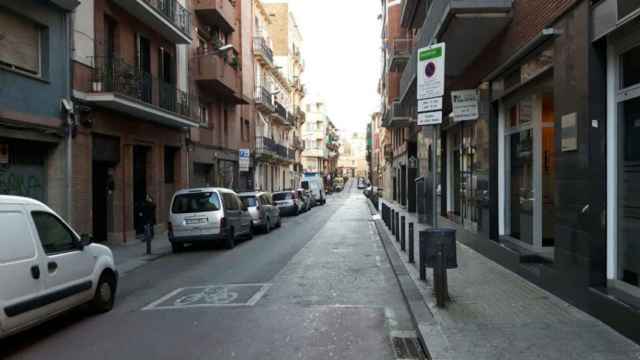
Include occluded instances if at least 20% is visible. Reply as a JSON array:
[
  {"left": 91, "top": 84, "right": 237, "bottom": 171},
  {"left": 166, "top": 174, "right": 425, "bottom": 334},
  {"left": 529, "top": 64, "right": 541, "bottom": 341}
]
[
  {"left": 391, "top": 210, "right": 395, "bottom": 234},
  {"left": 395, "top": 212, "right": 400, "bottom": 242},
  {"left": 395, "top": 211, "right": 400, "bottom": 241},
  {"left": 145, "top": 224, "right": 152, "bottom": 255},
  {"left": 408, "top": 223, "right": 414, "bottom": 263},
  {"left": 419, "top": 233, "right": 426, "bottom": 280},
  {"left": 401, "top": 216, "right": 406, "bottom": 251}
]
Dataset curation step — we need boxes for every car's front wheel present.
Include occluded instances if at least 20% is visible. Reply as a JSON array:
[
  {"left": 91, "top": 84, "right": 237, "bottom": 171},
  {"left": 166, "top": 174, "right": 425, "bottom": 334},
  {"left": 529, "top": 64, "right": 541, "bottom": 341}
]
[{"left": 90, "top": 271, "right": 116, "bottom": 313}]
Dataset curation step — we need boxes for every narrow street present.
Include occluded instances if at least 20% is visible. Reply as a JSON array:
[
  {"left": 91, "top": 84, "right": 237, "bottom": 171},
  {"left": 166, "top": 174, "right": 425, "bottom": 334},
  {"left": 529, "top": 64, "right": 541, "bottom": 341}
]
[{"left": 1, "top": 181, "right": 422, "bottom": 360}]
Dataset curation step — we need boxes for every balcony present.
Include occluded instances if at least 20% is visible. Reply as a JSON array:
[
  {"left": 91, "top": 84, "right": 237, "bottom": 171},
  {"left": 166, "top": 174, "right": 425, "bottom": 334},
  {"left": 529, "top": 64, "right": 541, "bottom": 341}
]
[
  {"left": 253, "top": 37, "right": 274, "bottom": 67},
  {"left": 389, "top": 38, "right": 413, "bottom": 72},
  {"left": 256, "top": 136, "right": 295, "bottom": 162},
  {"left": 193, "top": 0, "right": 235, "bottom": 33},
  {"left": 382, "top": 101, "right": 411, "bottom": 129},
  {"left": 384, "top": 144, "right": 393, "bottom": 161},
  {"left": 272, "top": 101, "right": 290, "bottom": 126},
  {"left": 293, "top": 136, "right": 305, "bottom": 151},
  {"left": 191, "top": 49, "right": 244, "bottom": 104},
  {"left": 74, "top": 56, "right": 201, "bottom": 128},
  {"left": 399, "top": 0, "right": 512, "bottom": 102},
  {"left": 295, "top": 105, "right": 306, "bottom": 124},
  {"left": 111, "top": 0, "right": 192, "bottom": 44},
  {"left": 255, "top": 86, "right": 275, "bottom": 113}
]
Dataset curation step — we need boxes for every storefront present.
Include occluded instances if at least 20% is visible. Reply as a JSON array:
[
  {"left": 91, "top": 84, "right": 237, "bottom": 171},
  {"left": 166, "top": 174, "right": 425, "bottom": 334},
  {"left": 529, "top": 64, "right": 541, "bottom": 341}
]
[{"left": 602, "top": 10, "right": 640, "bottom": 308}]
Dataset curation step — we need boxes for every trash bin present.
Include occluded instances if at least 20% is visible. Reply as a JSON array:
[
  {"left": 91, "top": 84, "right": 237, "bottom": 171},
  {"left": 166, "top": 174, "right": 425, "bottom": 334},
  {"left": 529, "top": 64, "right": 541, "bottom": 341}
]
[
  {"left": 419, "top": 228, "right": 457, "bottom": 308},
  {"left": 420, "top": 228, "right": 457, "bottom": 269}
]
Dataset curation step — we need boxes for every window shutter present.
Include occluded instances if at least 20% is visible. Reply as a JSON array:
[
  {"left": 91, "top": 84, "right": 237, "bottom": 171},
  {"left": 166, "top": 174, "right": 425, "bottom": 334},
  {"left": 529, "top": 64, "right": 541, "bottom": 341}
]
[{"left": 0, "top": 11, "right": 40, "bottom": 74}]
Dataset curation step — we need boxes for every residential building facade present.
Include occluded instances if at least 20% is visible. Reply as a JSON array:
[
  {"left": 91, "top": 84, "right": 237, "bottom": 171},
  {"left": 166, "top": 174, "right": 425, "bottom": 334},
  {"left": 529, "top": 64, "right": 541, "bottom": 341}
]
[
  {"left": 373, "top": 0, "right": 640, "bottom": 344},
  {"left": 189, "top": 0, "right": 252, "bottom": 191},
  {"left": 338, "top": 131, "right": 368, "bottom": 178},
  {"left": 70, "top": 0, "right": 200, "bottom": 243},
  {"left": 302, "top": 99, "right": 330, "bottom": 173},
  {"left": 251, "top": 0, "right": 304, "bottom": 192},
  {"left": 0, "top": 0, "right": 80, "bottom": 221}
]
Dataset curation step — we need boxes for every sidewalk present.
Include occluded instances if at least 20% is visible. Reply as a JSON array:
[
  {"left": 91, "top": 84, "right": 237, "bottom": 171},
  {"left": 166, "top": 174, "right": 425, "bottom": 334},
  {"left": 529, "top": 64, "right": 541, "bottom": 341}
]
[
  {"left": 108, "top": 232, "right": 173, "bottom": 277},
  {"left": 372, "top": 199, "right": 640, "bottom": 360}
]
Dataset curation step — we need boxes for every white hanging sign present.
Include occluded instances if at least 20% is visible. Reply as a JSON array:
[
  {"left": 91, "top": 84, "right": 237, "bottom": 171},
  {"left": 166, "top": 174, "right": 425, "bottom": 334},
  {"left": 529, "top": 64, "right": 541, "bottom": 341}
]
[
  {"left": 417, "top": 111, "right": 443, "bottom": 126},
  {"left": 418, "top": 97, "right": 443, "bottom": 113},
  {"left": 451, "top": 89, "right": 479, "bottom": 122}
]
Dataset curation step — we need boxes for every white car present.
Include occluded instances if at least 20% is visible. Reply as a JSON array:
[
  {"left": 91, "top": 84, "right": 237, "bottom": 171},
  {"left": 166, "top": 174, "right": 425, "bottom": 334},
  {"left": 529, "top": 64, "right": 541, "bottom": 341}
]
[{"left": 0, "top": 196, "right": 117, "bottom": 339}]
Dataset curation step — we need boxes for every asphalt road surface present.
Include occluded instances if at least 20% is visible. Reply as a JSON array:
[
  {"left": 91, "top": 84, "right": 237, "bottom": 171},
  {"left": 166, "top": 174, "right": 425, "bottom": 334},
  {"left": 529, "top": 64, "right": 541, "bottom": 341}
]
[{"left": 1, "top": 180, "right": 421, "bottom": 360}]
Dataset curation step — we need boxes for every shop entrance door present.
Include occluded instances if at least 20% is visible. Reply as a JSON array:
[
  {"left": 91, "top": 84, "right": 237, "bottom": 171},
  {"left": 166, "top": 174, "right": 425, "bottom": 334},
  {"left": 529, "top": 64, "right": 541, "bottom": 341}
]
[{"left": 502, "top": 93, "right": 555, "bottom": 253}]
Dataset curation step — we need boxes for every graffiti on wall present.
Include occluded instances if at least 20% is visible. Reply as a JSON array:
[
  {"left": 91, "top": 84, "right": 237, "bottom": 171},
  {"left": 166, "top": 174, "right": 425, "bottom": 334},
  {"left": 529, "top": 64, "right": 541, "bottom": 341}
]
[{"left": 0, "top": 165, "right": 45, "bottom": 201}]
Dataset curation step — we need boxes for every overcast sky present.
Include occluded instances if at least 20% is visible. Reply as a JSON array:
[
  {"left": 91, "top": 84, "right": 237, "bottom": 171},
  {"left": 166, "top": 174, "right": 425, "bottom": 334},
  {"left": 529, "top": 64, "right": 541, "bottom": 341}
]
[{"left": 288, "top": 0, "right": 382, "bottom": 136}]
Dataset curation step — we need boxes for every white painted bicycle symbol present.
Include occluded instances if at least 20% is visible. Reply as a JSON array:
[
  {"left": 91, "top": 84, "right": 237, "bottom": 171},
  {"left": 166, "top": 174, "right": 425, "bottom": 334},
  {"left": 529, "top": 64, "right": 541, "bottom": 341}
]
[{"left": 174, "top": 286, "right": 239, "bottom": 306}]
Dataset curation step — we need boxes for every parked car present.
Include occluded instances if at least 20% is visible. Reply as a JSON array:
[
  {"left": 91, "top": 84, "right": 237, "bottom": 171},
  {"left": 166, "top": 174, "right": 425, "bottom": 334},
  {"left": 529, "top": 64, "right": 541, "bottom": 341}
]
[
  {"left": 169, "top": 188, "right": 253, "bottom": 252},
  {"left": 296, "top": 188, "right": 313, "bottom": 211},
  {"left": 238, "top": 192, "right": 281, "bottom": 233},
  {"left": 301, "top": 178, "right": 326, "bottom": 205},
  {"left": 273, "top": 191, "right": 304, "bottom": 216},
  {"left": 357, "top": 178, "right": 368, "bottom": 189},
  {"left": 0, "top": 195, "right": 118, "bottom": 339}
]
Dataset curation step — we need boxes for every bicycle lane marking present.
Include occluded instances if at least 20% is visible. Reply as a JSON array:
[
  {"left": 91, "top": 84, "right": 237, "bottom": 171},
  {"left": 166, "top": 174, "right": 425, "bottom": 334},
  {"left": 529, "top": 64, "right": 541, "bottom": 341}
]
[{"left": 141, "top": 283, "right": 273, "bottom": 311}]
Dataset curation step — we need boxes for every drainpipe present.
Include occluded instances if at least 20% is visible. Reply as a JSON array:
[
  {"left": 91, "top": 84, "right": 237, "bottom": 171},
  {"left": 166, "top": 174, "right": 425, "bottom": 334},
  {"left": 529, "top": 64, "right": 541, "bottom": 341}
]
[{"left": 65, "top": 10, "right": 74, "bottom": 223}]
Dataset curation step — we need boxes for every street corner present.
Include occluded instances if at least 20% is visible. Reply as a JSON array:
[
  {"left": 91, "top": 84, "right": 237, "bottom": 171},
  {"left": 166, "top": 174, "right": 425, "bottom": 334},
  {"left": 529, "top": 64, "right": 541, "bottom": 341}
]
[{"left": 142, "top": 284, "right": 272, "bottom": 311}]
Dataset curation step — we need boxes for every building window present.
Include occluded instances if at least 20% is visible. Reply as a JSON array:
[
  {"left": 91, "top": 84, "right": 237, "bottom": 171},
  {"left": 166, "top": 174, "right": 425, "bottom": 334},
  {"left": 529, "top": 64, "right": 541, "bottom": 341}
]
[
  {"left": 164, "top": 147, "right": 177, "bottom": 184},
  {"left": 200, "top": 105, "right": 209, "bottom": 126},
  {"left": 244, "top": 119, "right": 250, "bottom": 141},
  {"left": 0, "top": 9, "right": 45, "bottom": 77}
]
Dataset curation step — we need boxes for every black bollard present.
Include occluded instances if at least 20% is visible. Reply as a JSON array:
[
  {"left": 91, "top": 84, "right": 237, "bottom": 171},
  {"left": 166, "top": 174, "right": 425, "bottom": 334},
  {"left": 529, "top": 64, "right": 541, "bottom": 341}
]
[
  {"left": 419, "top": 232, "right": 426, "bottom": 280},
  {"left": 401, "top": 216, "right": 406, "bottom": 251},
  {"left": 391, "top": 210, "right": 395, "bottom": 234},
  {"left": 408, "top": 223, "right": 414, "bottom": 263},
  {"left": 395, "top": 212, "right": 399, "bottom": 241}
]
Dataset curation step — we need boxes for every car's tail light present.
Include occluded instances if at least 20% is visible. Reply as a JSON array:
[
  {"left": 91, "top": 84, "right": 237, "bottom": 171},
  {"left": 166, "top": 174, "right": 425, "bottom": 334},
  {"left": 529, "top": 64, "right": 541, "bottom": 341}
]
[
  {"left": 167, "top": 222, "right": 173, "bottom": 233},
  {"left": 220, "top": 217, "right": 226, "bottom": 229}
]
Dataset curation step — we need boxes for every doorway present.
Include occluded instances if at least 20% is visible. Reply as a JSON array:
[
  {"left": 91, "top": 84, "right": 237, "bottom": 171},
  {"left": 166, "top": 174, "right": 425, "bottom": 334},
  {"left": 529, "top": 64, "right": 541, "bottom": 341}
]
[
  {"left": 501, "top": 92, "right": 556, "bottom": 253},
  {"left": 133, "top": 146, "right": 150, "bottom": 236},
  {"left": 92, "top": 163, "right": 110, "bottom": 243}
]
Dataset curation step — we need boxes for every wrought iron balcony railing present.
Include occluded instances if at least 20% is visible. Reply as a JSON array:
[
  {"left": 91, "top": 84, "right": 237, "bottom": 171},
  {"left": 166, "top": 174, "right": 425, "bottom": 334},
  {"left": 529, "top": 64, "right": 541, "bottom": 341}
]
[
  {"left": 142, "top": 0, "right": 192, "bottom": 37},
  {"left": 92, "top": 56, "right": 200, "bottom": 121},
  {"left": 253, "top": 37, "right": 274, "bottom": 65}
]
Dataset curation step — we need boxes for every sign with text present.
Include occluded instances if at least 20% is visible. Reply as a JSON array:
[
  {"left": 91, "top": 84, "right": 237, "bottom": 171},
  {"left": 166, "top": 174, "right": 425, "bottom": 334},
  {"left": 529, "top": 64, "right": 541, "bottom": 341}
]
[
  {"left": 239, "top": 149, "right": 250, "bottom": 172},
  {"left": 418, "top": 97, "right": 443, "bottom": 113},
  {"left": 451, "top": 89, "right": 479, "bottom": 122},
  {"left": 417, "top": 43, "right": 445, "bottom": 100},
  {"left": 417, "top": 111, "right": 443, "bottom": 126}
]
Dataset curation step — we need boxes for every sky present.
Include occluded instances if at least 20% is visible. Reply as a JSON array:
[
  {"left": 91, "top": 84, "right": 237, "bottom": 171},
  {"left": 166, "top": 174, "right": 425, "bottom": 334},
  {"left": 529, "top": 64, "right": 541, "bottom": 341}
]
[{"left": 287, "top": 0, "right": 382, "bottom": 136}]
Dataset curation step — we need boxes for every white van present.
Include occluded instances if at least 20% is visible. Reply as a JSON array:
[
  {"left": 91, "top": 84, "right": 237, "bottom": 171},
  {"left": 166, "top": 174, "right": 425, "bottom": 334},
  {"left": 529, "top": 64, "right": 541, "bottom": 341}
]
[
  {"left": 301, "top": 177, "right": 326, "bottom": 205},
  {"left": 0, "top": 196, "right": 118, "bottom": 339},
  {"left": 168, "top": 188, "right": 253, "bottom": 252}
]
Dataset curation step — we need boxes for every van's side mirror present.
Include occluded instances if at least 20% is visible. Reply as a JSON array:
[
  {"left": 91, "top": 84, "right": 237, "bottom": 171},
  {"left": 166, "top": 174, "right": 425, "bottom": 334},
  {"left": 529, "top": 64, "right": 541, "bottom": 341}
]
[{"left": 79, "top": 234, "right": 93, "bottom": 248}]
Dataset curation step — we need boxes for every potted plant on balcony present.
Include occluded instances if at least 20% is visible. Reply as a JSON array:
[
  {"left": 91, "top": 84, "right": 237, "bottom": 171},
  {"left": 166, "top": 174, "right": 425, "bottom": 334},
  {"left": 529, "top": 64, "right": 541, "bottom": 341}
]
[{"left": 230, "top": 54, "right": 240, "bottom": 70}]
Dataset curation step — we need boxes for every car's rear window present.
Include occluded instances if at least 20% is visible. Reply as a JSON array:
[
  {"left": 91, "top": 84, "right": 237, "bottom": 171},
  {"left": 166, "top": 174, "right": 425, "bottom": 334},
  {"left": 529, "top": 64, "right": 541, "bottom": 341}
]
[
  {"left": 273, "top": 192, "right": 292, "bottom": 201},
  {"left": 240, "top": 196, "right": 257, "bottom": 207},
  {"left": 172, "top": 192, "right": 221, "bottom": 213}
]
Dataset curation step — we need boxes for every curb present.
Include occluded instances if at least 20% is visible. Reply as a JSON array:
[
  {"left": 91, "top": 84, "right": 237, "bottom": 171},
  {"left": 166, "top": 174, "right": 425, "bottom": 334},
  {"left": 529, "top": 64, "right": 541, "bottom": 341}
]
[{"left": 366, "top": 199, "right": 448, "bottom": 360}]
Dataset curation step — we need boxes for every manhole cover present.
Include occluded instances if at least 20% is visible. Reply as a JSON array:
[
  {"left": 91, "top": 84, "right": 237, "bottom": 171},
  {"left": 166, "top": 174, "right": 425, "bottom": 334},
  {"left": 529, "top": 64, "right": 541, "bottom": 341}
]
[
  {"left": 390, "top": 332, "right": 426, "bottom": 360},
  {"left": 143, "top": 284, "right": 271, "bottom": 311}
]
